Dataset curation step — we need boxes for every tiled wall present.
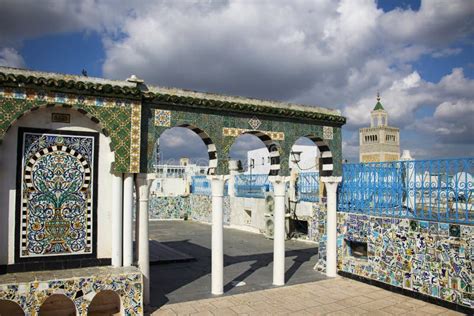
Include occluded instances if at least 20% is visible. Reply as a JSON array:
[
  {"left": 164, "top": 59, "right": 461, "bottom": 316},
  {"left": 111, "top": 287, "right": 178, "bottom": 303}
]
[
  {"left": 149, "top": 195, "right": 231, "bottom": 225},
  {"left": 316, "top": 212, "right": 473, "bottom": 309},
  {"left": 0, "top": 267, "right": 143, "bottom": 315}
]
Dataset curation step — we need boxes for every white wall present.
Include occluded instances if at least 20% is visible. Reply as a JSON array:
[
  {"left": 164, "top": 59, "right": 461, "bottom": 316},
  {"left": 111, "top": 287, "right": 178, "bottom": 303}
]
[
  {"left": 246, "top": 145, "right": 319, "bottom": 174},
  {"left": 0, "top": 106, "right": 114, "bottom": 265}
]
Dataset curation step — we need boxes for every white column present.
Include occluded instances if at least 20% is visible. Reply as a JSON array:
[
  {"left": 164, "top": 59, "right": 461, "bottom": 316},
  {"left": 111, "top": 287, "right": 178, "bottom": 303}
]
[
  {"left": 135, "top": 179, "right": 140, "bottom": 262},
  {"left": 112, "top": 173, "right": 123, "bottom": 267},
  {"left": 209, "top": 175, "right": 225, "bottom": 295},
  {"left": 227, "top": 160, "right": 239, "bottom": 197},
  {"left": 270, "top": 176, "right": 288, "bottom": 286},
  {"left": 137, "top": 174, "right": 154, "bottom": 306},
  {"left": 123, "top": 173, "right": 134, "bottom": 267},
  {"left": 321, "top": 176, "right": 342, "bottom": 277}
]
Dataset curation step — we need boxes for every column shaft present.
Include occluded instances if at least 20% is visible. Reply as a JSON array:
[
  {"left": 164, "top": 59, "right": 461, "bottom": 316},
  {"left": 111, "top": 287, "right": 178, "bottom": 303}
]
[
  {"left": 112, "top": 173, "right": 123, "bottom": 267},
  {"left": 123, "top": 173, "right": 134, "bottom": 267},
  {"left": 272, "top": 178, "right": 287, "bottom": 286},
  {"left": 137, "top": 174, "right": 152, "bottom": 306},
  {"left": 322, "top": 176, "right": 342, "bottom": 278},
  {"left": 210, "top": 176, "right": 225, "bottom": 295}
]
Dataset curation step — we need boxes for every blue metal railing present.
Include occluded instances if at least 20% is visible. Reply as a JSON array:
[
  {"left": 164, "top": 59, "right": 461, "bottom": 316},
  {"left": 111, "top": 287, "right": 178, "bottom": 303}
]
[
  {"left": 338, "top": 158, "right": 473, "bottom": 224},
  {"left": 191, "top": 175, "right": 211, "bottom": 195},
  {"left": 297, "top": 172, "right": 320, "bottom": 202},
  {"left": 235, "top": 174, "right": 271, "bottom": 198}
]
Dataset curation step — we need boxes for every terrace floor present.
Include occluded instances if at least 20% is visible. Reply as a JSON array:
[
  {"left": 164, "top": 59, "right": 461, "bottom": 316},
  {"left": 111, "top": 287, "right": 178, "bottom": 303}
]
[
  {"left": 148, "top": 220, "right": 325, "bottom": 310},
  {"left": 152, "top": 277, "right": 463, "bottom": 315}
]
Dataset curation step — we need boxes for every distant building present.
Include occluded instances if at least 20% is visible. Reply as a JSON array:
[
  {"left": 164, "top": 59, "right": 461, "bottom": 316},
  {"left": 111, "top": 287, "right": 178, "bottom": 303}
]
[
  {"left": 247, "top": 145, "right": 319, "bottom": 174},
  {"left": 359, "top": 94, "right": 400, "bottom": 163},
  {"left": 151, "top": 158, "right": 208, "bottom": 196}
]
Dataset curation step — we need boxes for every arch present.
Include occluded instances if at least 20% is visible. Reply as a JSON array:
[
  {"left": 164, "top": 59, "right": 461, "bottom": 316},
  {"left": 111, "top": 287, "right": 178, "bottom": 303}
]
[
  {"left": 175, "top": 123, "right": 217, "bottom": 175},
  {"left": 243, "top": 130, "right": 280, "bottom": 176},
  {"left": 87, "top": 290, "right": 122, "bottom": 316},
  {"left": 38, "top": 294, "right": 77, "bottom": 316},
  {"left": 2, "top": 103, "right": 111, "bottom": 141},
  {"left": 302, "top": 135, "right": 333, "bottom": 177},
  {"left": 0, "top": 299, "right": 25, "bottom": 315}
]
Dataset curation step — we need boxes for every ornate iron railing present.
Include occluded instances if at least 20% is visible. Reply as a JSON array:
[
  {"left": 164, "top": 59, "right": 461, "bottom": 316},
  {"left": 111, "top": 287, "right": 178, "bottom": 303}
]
[
  {"left": 235, "top": 174, "right": 271, "bottom": 198},
  {"left": 191, "top": 175, "right": 211, "bottom": 195},
  {"left": 297, "top": 172, "right": 320, "bottom": 202},
  {"left": 338, "top": 158, "right": 474, "bottom": 224}
]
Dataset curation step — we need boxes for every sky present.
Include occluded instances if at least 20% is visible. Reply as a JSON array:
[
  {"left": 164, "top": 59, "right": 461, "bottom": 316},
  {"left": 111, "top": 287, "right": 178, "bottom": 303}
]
[{"left": 0, "top": 0, "right": 473, "bottom": 165}]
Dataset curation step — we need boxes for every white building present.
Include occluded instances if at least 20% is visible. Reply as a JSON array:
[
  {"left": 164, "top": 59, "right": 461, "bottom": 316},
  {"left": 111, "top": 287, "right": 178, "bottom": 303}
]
[
  {"left": 246, "top": 145, "right": 319, "bottom": 174},
  {"left": 151, "top": 158, "right": 208, "bottom": 196}
]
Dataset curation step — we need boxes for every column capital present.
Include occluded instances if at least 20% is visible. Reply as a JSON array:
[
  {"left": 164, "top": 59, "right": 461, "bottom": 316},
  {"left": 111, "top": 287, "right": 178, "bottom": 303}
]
[
  {"left": 136, "top": 173, "right": 155, "bottom": 202},
  {"left": 208, "top": 175, "right": 226, "bottom": 197},
  {"left": 321, "top": 176, "right": 342, "bottom": 184},
  {"left": 269, "top": 176, "right": 289, "bottom": 196}
]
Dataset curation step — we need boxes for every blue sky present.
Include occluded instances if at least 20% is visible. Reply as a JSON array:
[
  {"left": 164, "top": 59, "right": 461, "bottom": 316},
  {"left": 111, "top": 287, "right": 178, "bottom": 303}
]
[{"left": 1, "top": 0, "right": 473, "bottom": 164}]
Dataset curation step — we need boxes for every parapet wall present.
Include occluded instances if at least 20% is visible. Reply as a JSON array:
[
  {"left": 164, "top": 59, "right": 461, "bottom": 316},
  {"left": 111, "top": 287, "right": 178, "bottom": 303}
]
[{"left": 317, "top": 212, "right": 473, "bottom": 310}]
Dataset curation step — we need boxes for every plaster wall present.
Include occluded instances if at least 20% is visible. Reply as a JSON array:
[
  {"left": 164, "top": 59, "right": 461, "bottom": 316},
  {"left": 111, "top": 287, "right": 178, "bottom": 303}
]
[{"left": 0, "top": 107, "right": 114, "bottom": 265}]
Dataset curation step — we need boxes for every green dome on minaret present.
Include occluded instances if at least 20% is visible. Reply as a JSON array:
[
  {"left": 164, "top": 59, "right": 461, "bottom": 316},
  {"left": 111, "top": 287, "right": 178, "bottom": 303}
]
[{"left": 373, "top": 92, "right": 385, "bottom": 111}]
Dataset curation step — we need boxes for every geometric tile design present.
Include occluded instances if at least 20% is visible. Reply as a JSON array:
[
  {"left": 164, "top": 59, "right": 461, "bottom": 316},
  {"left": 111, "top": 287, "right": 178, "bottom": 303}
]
[
  {"left": 323, "top": 126, "right": 333, "bottom": 140},
  {"left": 222, "top": 127, "right": 285, "bottom": 141},
  {"left": 129, "top": 103, "right": 141, "bottom": 173},
  {"left": 248, "top": 116, "right": 261, "bottom": 130},
  {"left": 0, "top": 88, "right": 137, "bottom": 173},
  {"left": 154, "top": 109, "right": 171, "bottom": 127},
  {"left": 19, "top": 130, "right": 96, "bottom": 258}
]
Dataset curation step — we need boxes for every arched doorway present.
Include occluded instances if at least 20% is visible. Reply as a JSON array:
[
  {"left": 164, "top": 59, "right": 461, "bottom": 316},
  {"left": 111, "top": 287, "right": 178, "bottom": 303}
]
[
  {"left": 0, "top": 106, "right": 115, "bottom": 269},
  {"left": 38, "top": 294, "right": 76, "bottom": 316},
  {"left": 87, "top": 290, "right": 122, "bottom": 316},
  {"left": 0, "top": 299, "right": 24, "bottom": 315}
]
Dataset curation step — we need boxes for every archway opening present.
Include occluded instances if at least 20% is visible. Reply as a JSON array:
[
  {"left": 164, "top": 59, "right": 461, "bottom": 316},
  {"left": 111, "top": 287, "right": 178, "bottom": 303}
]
[
  {"left": 38, "top": 294, "right": 76, "bottom": 316},
  {"left": 87, "top": 290, "right": 121, "bottom": 316},
  {"left": 0, "top": 299, "right": 24, "bottom": 316}
]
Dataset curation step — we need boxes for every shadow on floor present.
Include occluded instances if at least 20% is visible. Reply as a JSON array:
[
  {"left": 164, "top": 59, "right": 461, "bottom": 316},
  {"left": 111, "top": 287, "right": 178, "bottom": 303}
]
[{"left": 149, "top": 238, "right": 321, "bottom": 312}]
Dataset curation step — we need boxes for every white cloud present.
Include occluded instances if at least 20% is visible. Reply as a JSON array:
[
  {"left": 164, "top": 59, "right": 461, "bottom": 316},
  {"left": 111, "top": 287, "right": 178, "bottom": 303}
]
[{"left": 0, "top": 48, "right": 25, "bottom": 68}]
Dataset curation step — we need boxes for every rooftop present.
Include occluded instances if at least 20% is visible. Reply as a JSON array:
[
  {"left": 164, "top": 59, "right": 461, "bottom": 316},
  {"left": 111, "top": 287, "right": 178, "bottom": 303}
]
[{"left": 0, "top": 66, "right": 345, "bottom": 125}]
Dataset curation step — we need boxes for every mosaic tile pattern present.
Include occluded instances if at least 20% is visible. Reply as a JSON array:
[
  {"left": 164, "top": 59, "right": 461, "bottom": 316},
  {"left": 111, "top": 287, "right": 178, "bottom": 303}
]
[
  {"left": 19, "top": 130, "right": 96, "bottom": 258},
  {"left": 148, "top": 195, "right": 231, "bottom": 225},
  {"left": 323, "top": 126, "right": 333, "bottom": 140},
  {"left": 154, "top": 109, "right": 171, "bottom": 127},
  {"left": 0, "top": 267, "right": 143, "bottom": 315},
  {"left": 222, "top": 127, "right": 285, "bottom": 141},
  {"left": 0, "top": 89, "right": 137, "bottom": 173},
  {"left": 248, "top": 116, "right": 262, "bottom": 130},
  {"left": 317, "top": 211, "right": 473, "bottom": 309}
]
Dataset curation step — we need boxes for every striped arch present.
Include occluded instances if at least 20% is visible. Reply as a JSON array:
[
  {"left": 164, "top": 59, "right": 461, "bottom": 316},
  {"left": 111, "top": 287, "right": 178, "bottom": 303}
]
[
  {"left": 177, "top": 124, "right": 217, "bottom": 175},
  {"left": 244, "top": 130, "right": 281, "bottom": 176},
  {"left": 304, "top": 135, "right": 333, "bottom": 177}
]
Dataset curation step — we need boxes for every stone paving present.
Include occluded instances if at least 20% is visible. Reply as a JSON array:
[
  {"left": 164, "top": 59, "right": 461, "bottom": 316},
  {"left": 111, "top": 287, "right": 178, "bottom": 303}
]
[{"left": 151, "top": 277, "right": 465, "bottom": 316}]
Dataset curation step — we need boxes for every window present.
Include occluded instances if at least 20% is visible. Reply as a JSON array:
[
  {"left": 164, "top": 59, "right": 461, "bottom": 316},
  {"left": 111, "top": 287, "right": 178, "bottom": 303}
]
[{"left": 346, "top": 240, "right": 367, "bottom": 259}]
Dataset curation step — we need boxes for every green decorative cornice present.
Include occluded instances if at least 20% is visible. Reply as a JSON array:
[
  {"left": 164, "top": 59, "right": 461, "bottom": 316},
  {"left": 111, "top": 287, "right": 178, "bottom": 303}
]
[
  {"left": 144, "top": 92, "right": 346, "bottom": 126},
  {"left": 0, "top": 68, "right": 141, "bottom": 98}
]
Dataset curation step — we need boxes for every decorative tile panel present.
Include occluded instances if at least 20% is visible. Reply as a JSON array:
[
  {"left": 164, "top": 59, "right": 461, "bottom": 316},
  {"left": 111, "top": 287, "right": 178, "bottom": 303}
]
[
  {"left": 129, "top": 102, "right": 141, "bottom": 173},
  {"left": 248, "top": 116, "right": 261, "bottom": 130},
  {"left": 18, "top": 129, "right": 97, "bottom": 258},
  {"left": 323, "top": 126, "right": 333, "bottom": 140},
  {"left": 0, "top": 267, "right": 143, "bottom": 315},
  {"left": 154, "top": 109, "right": 171, "bottom": 127},
  {"left": 0, "top": 89, "right": 136, "bottom": 173},
  {"left": 222, "top": 127, "right": 285, "bottom": 141}
]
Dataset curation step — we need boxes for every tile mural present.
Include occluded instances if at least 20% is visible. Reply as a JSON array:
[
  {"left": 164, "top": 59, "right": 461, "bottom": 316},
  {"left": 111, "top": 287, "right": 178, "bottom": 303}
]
[
  {"left": 316, "top": 212, "right": 473, "bottom": 309},
  {"left": 0, "top": 267, "right": 143, "bottom": 315},
  {"left": 19, "top": 129, "right": 97, "bottom": 259},
  {"left": 149, "top": 195, "right": 231, "bottom": 225}
]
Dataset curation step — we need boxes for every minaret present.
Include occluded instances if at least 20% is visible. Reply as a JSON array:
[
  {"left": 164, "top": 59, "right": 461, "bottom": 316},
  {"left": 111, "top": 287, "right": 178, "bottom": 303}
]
[{"left": 359, "top": 93, "right": 400, "bottom": 162}]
